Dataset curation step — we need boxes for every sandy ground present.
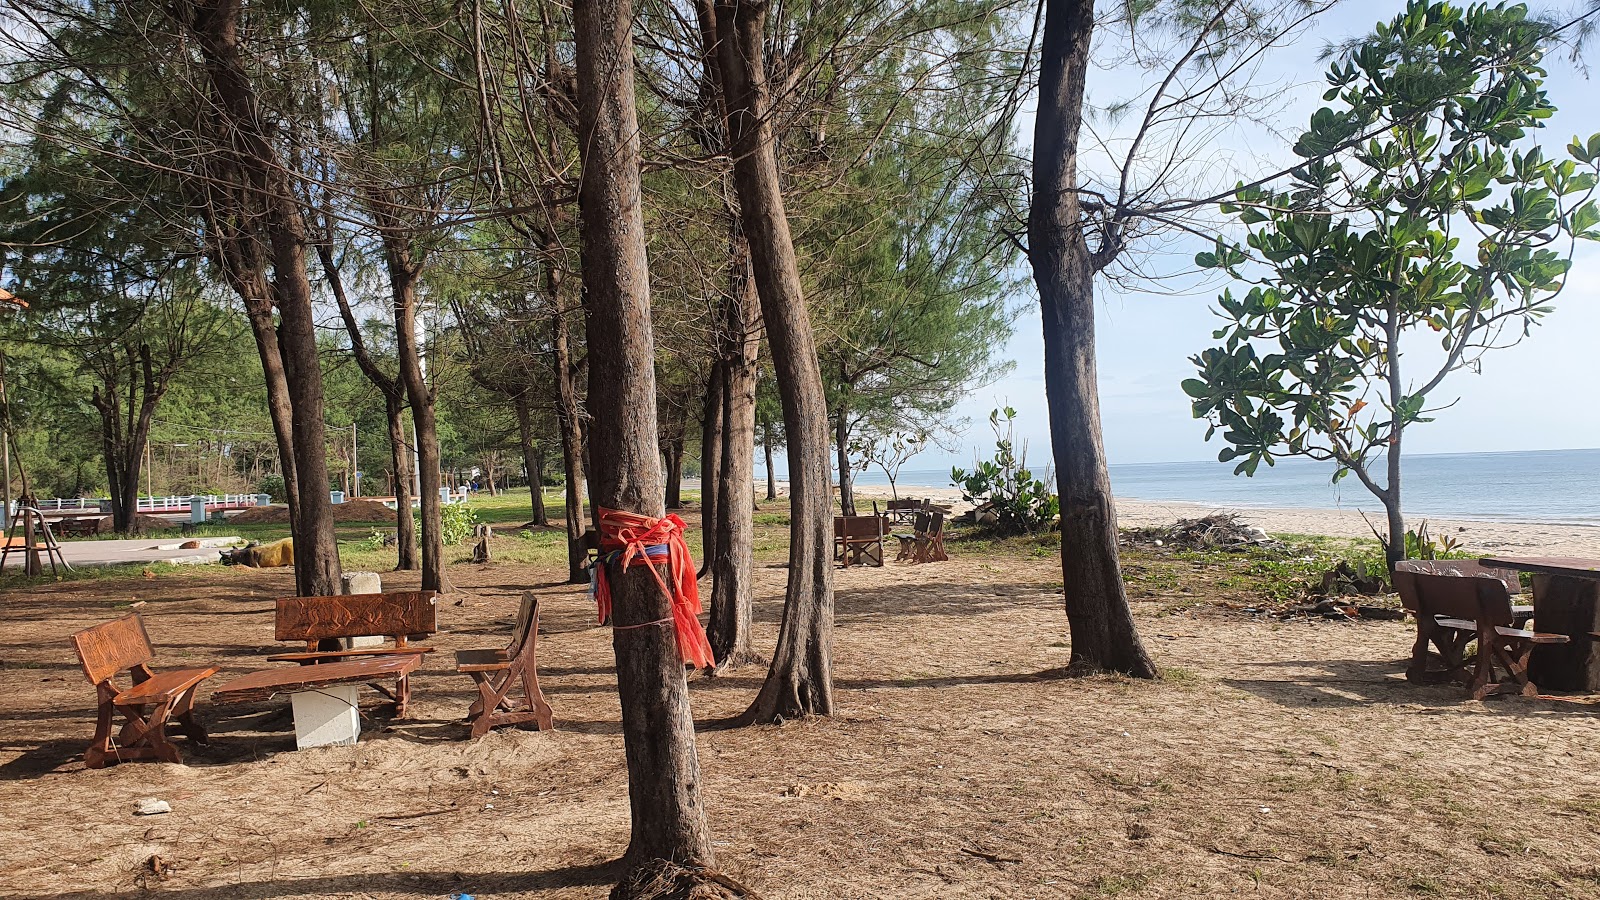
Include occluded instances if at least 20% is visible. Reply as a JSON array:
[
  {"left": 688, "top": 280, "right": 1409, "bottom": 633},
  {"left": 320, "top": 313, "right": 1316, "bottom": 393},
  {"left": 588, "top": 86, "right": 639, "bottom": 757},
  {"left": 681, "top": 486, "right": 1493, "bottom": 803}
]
[{"left": 2, "top": 524, "right": 1599, "bottom": 899}]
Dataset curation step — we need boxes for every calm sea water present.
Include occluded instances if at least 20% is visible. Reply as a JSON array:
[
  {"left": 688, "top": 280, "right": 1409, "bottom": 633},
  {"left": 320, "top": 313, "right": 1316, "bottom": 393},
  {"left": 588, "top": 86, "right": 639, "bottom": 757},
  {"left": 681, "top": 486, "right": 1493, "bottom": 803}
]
[{"left": 842, "top": 449, "right": 1600, "bottom": 526}]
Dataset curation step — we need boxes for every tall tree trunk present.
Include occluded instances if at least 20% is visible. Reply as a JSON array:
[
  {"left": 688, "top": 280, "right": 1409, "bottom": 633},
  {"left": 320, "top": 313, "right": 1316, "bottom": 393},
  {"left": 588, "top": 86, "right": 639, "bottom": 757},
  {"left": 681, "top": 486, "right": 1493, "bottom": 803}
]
[
  {"left": 242, "top": 295, "right": 301, "bottom": 533},
  {"left": 762, "top": 417, "right": 777, "bottom": 501},
  {"left": 700, "top": 359, "right": 725, "bottom": 565},
  {"left": 531, "top": 446, "right": 549, "bottom": 525},
  {"left": 716, "top": 0, "right": 835, "bottom": 722},
  {"left": 708, "top": 245, "right": 761, "bottom": 671},
  {"left": 552, "top": 297, "right": 590, "bottom": 584},
  {"left": 393, "top": 283, "right": 451, "bottom": 592},
  {"left": 664, "top": 437, "right": 684, "bottom": 509},
  {"left": 572, "top": 0, "right": 716, "bottom": 876},
  {"left": 385, "top": 392, "right": 419, "bottom": 570},
  {"left": 835, "top": 409, "right": 854, "bottom": 516},
  {"left": 1383, "top": 304, "right": 1406, "bottom": 569},
  {"left": 515, "top": 393, "right": 549, "bottom": 526},
  {"left": 1029, "top": 0, "right": 1154, "bottom": 678}
]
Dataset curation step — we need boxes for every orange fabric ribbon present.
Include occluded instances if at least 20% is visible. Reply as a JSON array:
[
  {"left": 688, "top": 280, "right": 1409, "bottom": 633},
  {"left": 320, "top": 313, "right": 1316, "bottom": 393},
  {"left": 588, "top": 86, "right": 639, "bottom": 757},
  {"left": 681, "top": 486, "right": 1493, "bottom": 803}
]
[{"left": 593, "top": 508, "right": 715, "bottom": 669}]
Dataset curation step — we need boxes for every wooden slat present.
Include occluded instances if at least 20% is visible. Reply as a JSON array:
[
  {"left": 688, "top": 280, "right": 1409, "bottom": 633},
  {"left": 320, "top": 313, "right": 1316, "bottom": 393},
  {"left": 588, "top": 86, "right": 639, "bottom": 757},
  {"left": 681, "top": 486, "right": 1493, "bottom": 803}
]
[
  {"left": 274, "top": 591, "right": 437, "bottom": 643},
  {"left": 70, "top": 614, "right": 154, "bottom": 685},
  {"left": 1480, "top": 557, "right": 1600, "bottom": 578},
  {"left": 113, "top": 667, "right": 219, "bottom": 705},
  {"left": 212, "top": 655, "right": 422, "bottom": 704},
  {"left": 265, "top": 647, "right": 434, "bottom": 663}
]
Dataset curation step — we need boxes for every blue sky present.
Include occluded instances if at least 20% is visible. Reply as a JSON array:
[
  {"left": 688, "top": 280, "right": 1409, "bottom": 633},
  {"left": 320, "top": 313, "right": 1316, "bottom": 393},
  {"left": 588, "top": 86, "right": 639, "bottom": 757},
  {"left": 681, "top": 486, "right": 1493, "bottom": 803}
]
[{"left": 917, "top": 0, "right": 1600, "bottom": 473}]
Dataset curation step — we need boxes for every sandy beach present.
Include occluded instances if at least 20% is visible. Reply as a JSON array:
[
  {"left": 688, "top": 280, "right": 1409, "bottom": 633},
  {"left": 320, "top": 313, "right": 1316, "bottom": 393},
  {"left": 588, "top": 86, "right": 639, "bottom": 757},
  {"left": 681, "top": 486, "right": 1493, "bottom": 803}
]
[{"left": 839, "top": 481, "right": 1600, "bottom": 558}]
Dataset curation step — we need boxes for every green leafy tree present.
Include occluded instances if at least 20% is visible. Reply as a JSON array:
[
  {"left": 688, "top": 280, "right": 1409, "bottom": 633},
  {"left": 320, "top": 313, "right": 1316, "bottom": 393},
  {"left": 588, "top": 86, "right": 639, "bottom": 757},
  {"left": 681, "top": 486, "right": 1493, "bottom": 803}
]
[{"left": 1187, "top": 1, "right": 1600, "bottom": 567}]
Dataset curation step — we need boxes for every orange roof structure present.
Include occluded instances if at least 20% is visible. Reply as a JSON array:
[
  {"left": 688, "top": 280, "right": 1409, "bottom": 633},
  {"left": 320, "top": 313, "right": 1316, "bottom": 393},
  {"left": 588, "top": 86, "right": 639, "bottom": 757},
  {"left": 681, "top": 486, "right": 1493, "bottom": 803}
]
[{"left": 0, "top": 288, "right": 24, "bottom": 308}]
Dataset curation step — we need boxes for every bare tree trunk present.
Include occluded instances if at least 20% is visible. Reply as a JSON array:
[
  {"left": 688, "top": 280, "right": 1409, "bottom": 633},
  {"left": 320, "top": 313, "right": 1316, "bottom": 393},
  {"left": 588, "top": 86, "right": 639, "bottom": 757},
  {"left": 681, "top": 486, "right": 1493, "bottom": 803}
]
[
  {"left": 573, "top": 0, "right": 715, "bottom": 876},
  {"left": 553, "top": 301, "right": 590, "bottom": 584},
  {"left": 708, "top": 247, "right": 761, "bottom": 671},
  {"left": 762, "top": 416, "right": 777, "bottom": 501},
  {"left": 184, "top": 0, "right": 338, "bottom": 597},
  {"left": 385, "top": 249, "right": 451, "bottom": 593},
  {"left": 1383, "top": 305, "right": 1406, "bottom": 569},
  {"left": 700, "top": 359, "right": 724, "bottom": 565},
  {"left": 515, "top": 393, "right": 550, "bottom": 526},
  {"left": 385, "top": 392, "right": 419, "bottom": 570},
  {"left": 242, "top": 296, "right": 301, "bottom": 533},
  {"left": 834, "top": 408, "right": 854, "bottom": 516},
  {"left": 716, "top": 0, "right": 835, "bottom": 722},
  {"left": 664, "top": 437, "right": 685, "bottom": 509},
  {"left": 1029, "top": 0, "right": 1154, "bottom": 678},
  {"left": 531, "top": 446, "right": 549, "bottom": 524}
]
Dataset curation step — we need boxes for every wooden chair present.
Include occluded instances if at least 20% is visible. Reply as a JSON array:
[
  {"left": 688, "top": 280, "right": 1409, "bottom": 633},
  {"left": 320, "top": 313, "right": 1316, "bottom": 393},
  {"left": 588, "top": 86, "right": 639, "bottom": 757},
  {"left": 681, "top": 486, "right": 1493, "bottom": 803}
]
[
  {"left": 1394, "top": 561, "right": 1526, "bottom": 684},
  {"left": 69, "top": 614, "right": 219, "bottom": 768},
  {"left": 270, "top": 591, "right": 437, "bottom": 717},
  {"left": 455, "top": 592, "right": 554, "bottom": 738},
  {"left": 1408, "top": 571, "right": 1568, "bottom": 699},
  {"left": 833, "top": 515, "right": 887, "bottom": 567},
  {"left": 909, "top": 511, "right": 948, "bottom": 563},
  {"left": 894, "top": 512, "right": 927, "bottom": 562}
]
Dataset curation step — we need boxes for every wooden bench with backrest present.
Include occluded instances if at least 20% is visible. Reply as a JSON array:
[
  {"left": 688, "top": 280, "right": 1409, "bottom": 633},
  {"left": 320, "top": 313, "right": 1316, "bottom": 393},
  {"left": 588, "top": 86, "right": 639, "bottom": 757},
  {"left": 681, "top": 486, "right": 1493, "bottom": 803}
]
[
  {"left": 1407, "top": 571, "right": 1568, "bottom": 699},
  {"left": 455, "top": 591, "right": 554, "bottom": 738},
  {"left": 69, "top": 613, "right": 219, "bottom": 768},
  {"left": 886, "top": 498, "right": 923, "bottom": 525},
  {"left": 269, "top": 591, "right": 437, "bottom": 717},
  {"left": 834, "top": 514, "right": 888, "bottom": 567},
  {"left": 1393, "top": 560, "right": 1527, "bottom": 684}
]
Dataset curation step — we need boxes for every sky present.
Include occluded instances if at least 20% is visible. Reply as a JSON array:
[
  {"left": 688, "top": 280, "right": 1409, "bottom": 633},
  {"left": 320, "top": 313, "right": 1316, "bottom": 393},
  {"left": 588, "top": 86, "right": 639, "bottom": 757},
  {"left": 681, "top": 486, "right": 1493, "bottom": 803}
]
[{"left": 894, "top": 0, "right": 1600, "bottom": 476}]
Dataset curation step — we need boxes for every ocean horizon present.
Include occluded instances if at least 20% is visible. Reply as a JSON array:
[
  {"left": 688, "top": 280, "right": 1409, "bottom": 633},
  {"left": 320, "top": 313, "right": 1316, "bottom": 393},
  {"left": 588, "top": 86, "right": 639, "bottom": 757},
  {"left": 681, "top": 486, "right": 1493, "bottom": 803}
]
[{"left": 772, "top": 447, "right": 1600, "bottom": 527}]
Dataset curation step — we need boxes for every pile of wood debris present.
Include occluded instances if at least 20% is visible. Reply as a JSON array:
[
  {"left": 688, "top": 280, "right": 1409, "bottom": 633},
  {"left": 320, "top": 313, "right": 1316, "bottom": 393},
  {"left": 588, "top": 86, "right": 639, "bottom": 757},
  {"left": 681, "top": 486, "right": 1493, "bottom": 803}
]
[{"left": 1123, "top": 512, "right": 1285, "bottom": 552}]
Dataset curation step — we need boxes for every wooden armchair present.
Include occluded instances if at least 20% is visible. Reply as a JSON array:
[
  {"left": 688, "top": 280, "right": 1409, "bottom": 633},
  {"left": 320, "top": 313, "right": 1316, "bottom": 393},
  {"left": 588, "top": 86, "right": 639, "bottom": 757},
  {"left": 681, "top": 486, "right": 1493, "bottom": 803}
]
[
  {"left": 455, "top": 592, "right": 553, "bottom": 738},
  {"left": 69, "top": 614, "right": 219, "bottom": 768}
]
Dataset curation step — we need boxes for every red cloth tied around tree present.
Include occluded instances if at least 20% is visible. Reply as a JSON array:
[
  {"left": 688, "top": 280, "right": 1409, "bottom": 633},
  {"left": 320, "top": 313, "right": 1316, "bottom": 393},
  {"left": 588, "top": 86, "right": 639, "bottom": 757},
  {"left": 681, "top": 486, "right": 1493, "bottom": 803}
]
[{"left": 593, "top": 508, "right": 715, "bottom": 669}]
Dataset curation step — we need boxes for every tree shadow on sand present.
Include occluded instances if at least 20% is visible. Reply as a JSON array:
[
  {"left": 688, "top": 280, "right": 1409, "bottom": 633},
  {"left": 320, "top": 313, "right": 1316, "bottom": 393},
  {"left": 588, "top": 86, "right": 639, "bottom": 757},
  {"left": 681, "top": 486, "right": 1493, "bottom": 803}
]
[
  {"left": 1222, "top": 656, "right": 1600, "bottom": 717},
  {"left": 0, "top": 860, "right": 623, "bottom": 900}
]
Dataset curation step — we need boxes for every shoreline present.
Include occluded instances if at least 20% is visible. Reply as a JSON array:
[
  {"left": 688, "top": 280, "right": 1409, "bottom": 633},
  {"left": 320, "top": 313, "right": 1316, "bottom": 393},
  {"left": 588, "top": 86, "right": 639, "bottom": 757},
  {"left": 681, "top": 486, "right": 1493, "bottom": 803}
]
[{"left": 820, "top": 481, "right": 1600, "bottom": 559}]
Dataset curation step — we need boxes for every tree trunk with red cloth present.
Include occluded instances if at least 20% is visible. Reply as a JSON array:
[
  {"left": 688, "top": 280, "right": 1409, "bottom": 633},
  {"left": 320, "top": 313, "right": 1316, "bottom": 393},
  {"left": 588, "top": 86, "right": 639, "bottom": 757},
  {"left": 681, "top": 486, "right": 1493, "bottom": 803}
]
[{"left": 571, "top": 0, "right": 721, "bottom": 885}]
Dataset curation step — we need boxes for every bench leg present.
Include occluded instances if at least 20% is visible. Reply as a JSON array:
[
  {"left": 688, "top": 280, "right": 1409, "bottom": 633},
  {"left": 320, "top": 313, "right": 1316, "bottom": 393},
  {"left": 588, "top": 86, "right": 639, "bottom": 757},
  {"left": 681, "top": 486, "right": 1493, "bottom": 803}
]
[{"left": 85, "top": 689, "right": 118, "bottom": 769}]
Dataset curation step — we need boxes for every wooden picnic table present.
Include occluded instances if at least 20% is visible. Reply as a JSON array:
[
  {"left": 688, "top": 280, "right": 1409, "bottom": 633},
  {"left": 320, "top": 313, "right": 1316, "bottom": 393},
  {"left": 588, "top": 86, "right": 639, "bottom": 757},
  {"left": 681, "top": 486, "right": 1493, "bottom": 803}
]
[
  {"left": 1480, "top": 556, "right": 1600, "bottom": 692},
  {"left": 211, "top": 655, "right": 422, "bottom": 704}
]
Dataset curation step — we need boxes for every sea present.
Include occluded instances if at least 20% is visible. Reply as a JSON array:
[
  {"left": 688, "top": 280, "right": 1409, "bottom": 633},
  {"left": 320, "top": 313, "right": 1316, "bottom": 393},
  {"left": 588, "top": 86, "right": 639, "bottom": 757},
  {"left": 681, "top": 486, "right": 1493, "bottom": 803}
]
[{"left": 834, "top": 448, "right": 1600, "bottom": 526}]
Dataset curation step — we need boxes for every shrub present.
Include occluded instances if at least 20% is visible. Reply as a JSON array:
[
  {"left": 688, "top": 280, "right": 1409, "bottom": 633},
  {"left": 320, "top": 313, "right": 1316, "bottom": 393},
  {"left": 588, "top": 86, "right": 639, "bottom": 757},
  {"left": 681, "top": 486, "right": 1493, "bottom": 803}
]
[
  {"left": 440, "top": 502, "right": 480, "bottom": 546},
  {"left": 257, "top": 474, "right": 286, "bottom": 502},
  {"left": 951, "top": 408, "right": 1058, "bottom": 534}
]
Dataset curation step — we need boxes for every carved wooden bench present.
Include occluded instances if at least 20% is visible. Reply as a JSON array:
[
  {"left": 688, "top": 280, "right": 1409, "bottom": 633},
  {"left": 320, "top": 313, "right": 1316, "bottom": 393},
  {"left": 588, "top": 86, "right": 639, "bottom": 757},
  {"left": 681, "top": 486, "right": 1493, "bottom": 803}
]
[
  {"left": 455, "top": 592, "right": 553, "bottom": 738},
  {"left": 69, "top": 613, "right": 219, "bottom": 768},
  {"left": 268, "top": 591, "right": 437, "bottom": 717}
]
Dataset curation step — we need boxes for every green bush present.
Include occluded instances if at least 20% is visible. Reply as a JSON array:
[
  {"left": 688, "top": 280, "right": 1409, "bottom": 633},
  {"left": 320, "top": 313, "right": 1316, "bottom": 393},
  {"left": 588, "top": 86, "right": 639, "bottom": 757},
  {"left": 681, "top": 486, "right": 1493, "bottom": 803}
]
[
  {"left": 257, "top": 474, "right": 286, "bottom": 502},
  {"left": 951, "top": 408, "right": 1058, "bottom": 534},
  {"left": 440, "top": 502, "right": 480, "bottom": 546}
]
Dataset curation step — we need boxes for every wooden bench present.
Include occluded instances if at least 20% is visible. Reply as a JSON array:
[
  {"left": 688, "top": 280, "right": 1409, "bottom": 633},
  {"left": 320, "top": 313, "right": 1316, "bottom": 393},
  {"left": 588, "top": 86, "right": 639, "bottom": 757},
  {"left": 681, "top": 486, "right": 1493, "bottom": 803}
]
[
  {"left": 834, "top": 515, "right": 887, "bottom": 567},
  {"left": 1408, "top": 571, "right": 1568, "bottom": 699},
  {"left": 885, "top": 498, "right": 924, "bottom": 525},
  {"left": 1394, "top": 561, "right": 1527, "bottom": 684},
  {"left": 456, "top": 592, "right": 553, "bottom": 738},
  {"left": 69, "top": 613, "right": 219, "bottom": 768},
  {"left": 269, "top": 591, "right": 438, "bottom": 717}
]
